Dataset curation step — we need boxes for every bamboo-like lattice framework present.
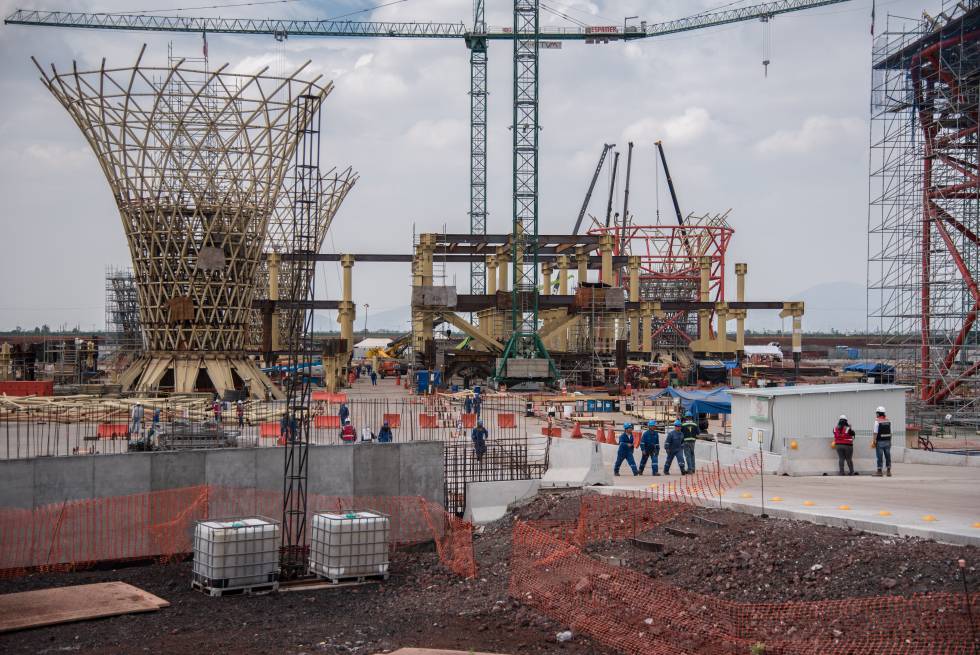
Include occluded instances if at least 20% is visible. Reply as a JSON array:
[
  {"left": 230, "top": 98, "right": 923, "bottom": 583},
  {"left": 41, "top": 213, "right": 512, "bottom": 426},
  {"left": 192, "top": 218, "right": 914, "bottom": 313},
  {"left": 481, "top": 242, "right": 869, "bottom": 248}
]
[
  {"left": 253, "top": 166, "right": 358, "bottom": 346},
  {"left": 35, "top": 46, "right": 332, "bottom": 398}
]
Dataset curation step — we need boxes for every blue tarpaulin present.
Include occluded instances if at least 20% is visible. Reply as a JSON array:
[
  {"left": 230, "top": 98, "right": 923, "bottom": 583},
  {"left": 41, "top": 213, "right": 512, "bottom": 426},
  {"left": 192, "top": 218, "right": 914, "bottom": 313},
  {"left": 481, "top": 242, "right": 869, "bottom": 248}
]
[
  {"left": 844, "top": 362, "right": 895, "bottom": 374},
  {"left": 648, "top": 387, "right": 732, "bottom": 415}
]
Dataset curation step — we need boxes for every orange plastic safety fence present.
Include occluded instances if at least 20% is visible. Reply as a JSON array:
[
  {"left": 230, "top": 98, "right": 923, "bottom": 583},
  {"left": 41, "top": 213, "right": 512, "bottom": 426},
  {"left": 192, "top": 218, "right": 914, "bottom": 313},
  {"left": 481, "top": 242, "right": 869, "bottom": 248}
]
[
  {"left": 0, "top": 486, "right": 476, "bottom": 580},
  {"left": 510, "top": 520, "right": 978, "bottom": 655}
]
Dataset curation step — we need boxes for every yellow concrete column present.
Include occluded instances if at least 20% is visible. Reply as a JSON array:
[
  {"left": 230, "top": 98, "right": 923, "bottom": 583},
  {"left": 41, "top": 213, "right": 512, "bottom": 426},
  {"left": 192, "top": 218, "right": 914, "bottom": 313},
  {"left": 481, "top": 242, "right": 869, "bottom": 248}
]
[
  {"left": 628, "top": 256, "right": 640, "bottom": 352},
  {"left": 486, "top": 255, "right": 498, "bottom": 295},
  {"left": 575, "top": 247, "right": 588, "bottom": 288},
  {"left": 735, "top": 263, "right": 748, "bottom": 353},
  {"left": 339, "top": 254, "right": 355, "bottom": 356},
  {"left": 557, "top": 255, "right": 570, "bottom": 351},
  {"left": 715, "top": 303, "right": 729, "bottom": 353},
  {"left": 600, "top": 234, "right": 614, "bottom": 285},
  {"left": 267, "top": 252, "right": 281, "bottom": 352},
  {"left": 542, "top": 261, "right": 553, "bottom": 296},
  {"left": 497, "top": 247, "right": 509, "bottom": 293},
  {"left": 641, "top": 302, "right": 654, "bottom": 353},
  {"left": 420, "top": 235, "right": 435, "bottom": 346}
]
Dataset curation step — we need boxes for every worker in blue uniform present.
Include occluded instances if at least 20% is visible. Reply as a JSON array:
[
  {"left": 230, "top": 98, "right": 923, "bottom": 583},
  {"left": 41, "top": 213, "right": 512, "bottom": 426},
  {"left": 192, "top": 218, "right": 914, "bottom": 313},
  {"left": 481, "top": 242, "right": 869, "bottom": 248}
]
[
  {"left": 471, "top": 420, "right": 488, "bottom": 462},
  {"left": 338, "top": 402, "right": 350, "bottom": 426},
  {"left": 638, "top": 420, "right": 660, "bottom": 476},
  {"left": 663, "top": 420, "right": 687, "bottom": 475},
  {"left": 377, "top": 420, "right": 393, "bottom": 443},
  {"left": 614, "top": 422, "right": 639, "bottom": 476}
]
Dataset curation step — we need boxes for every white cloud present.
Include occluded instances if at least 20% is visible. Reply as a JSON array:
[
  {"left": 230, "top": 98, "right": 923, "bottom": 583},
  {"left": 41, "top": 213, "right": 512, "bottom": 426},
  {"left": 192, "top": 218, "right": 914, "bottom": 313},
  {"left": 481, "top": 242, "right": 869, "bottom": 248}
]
[
  {"left": 406, "top": 119, "right": 466, "bottom": 150},
  {"left": 622, "top": 107, "right": 713, "bottom": 145},
  {"left": 354, "top": 53, "right": 374, "bottom": 69},
  {"left": 754, "top": 115, "right": 863, "bottom": 156}
]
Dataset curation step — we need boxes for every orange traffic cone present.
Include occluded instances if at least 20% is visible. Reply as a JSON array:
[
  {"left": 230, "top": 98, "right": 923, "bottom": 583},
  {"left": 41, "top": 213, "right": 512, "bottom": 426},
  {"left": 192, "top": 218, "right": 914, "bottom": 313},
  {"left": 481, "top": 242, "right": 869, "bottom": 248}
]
[
  {"left": 594, "top": 426, "right": 603, "bottom": 443},
  {"left": 570, "top": 422, "right": 583, "bottom": 439}
]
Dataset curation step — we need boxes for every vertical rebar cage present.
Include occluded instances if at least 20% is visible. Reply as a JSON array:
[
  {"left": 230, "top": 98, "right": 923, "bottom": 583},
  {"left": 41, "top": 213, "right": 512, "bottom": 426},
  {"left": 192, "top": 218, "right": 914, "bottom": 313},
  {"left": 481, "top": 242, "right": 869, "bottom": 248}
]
[
  {"left": 869, "top": 1, "right": 980, "bottom": 430},
  {"left": 192, "top": 516, "right": 281, "bottom": 591}
]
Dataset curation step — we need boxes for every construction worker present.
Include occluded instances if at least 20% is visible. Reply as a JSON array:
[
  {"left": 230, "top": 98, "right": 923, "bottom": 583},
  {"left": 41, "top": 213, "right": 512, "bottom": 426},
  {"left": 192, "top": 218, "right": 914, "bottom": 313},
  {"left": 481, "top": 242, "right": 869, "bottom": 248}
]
[
  {"left": 338, "top": 402, "right": 350, "bottom": 426},
  {"left": 129, "top": 402, "right": 143, "bottom": 437},
  {"left": 638, "top": 420, "right": 660, "bottom": 476},
  {"left": 370, "top": 370, "right": 378, "bottom": 386},
  {"left": 471, "top": 420, "right": 488, "bottom": 462},
  {"left": 340, "top": 418, "right": 357, "bottom": 444},
  {"left": 873, "top": 406, "right": 893, "bottom": 477},
  {"left": 463, "top": 394, "right": 473, "bottom": 415},
  {"left": 151, "top": 407, "right": 161, "bottom": 433},
  {"left": 236, "top": 400, "right": 245, "bottom": 429},
  {"left": 614, "top": 423, "right": 639, "bottom": 476},
  {"left": 663, "top": 420, "right": 687, "bottom": 475},
  {"left": 378, "top": 420, "right": 394, "bottom": 443},
  {"left": 280, "top": 411, "right": 294, "bottom": 444},
  {"left": 472, "top": 392, "right": 482, "bottom": 419},
  {"left": 212, "top": 397, "right": 223, "bottom": 424},
  {"left": 681, "top": 412, "right": 700, "bottom": 473},
  {"left": 833, "top": 415, "right": 856, "bottom": 476}
]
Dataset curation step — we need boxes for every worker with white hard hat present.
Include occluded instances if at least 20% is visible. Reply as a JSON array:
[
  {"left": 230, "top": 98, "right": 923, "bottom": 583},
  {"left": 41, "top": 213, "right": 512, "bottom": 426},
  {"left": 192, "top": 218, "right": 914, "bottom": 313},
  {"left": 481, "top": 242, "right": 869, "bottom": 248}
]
[{"left": 872, "top": 406, "right": 893, "bottom": 477}]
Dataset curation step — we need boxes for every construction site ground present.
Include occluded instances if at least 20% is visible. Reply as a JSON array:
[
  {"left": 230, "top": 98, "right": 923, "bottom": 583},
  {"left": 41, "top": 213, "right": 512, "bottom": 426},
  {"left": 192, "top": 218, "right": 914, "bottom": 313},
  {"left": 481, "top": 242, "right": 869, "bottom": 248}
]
[
  {"left": 599, "top": 458, "right": 980, "bottom": 546},
  {"left": 2, "top": 489, "right": 977, "bottom": 654}
]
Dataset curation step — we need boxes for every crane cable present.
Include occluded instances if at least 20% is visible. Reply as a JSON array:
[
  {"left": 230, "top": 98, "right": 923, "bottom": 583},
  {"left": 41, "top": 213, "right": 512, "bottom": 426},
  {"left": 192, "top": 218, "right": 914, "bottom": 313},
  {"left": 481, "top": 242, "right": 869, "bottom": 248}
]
[{"left": 761, "top": 15, "right": 772, "bottom": 77}]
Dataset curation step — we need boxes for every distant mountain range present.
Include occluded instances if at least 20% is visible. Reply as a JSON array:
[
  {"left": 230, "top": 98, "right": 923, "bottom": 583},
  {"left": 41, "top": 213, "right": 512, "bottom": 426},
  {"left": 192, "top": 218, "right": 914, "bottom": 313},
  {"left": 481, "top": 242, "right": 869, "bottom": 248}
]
[{"left": 313, "top": 281, "right": 869, "bottom": 335}]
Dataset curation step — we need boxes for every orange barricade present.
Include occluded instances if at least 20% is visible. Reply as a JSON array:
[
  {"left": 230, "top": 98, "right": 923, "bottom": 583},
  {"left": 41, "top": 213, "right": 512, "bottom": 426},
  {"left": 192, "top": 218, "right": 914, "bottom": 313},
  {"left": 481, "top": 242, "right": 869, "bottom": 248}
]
[
  {"left": 314, "top": 415, "right": 341, "bottom": 429},
  {"left": 311, "top": 390, "right": 332, "bottom": 401},
  {"left": 383, "top": 413, "right": 401, "bottom": 428},
  {"left": 97, "top": 423, "right": 128, "bottom": 439},
  {"left": 0, "top": 486, "right": 476, "bottom": 581},
  {"left": 259, "top": 422, "right": 279, "bottom": 438},
  {"left": 419, "top": 414, "right": 438, "bottom": 428},
  {"left": 542, "top": 427, "right": 561, "bottom": 437},
  {"left": 461, "top": 413, "right": 477, "bottom": 428},
  {"left": 497, "top": 413, "right": 516, "bottom": 429}
]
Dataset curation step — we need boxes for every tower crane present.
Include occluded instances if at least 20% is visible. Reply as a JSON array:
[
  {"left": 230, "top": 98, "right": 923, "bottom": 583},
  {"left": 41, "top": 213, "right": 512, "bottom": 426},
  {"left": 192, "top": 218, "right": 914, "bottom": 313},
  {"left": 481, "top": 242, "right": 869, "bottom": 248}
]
[{"left": 6, "top": 0, "right": 851, "bottom": 303}]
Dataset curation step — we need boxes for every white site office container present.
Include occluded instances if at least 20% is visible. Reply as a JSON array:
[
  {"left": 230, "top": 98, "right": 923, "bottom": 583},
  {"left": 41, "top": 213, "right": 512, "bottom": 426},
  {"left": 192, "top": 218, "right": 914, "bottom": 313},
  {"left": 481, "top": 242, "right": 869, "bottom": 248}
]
[
  {"left": 309, "top": 511, "right": 390, "bottom": 582},
  {"left": 192, "top": 517, "right": 280, "bottom": 590}
]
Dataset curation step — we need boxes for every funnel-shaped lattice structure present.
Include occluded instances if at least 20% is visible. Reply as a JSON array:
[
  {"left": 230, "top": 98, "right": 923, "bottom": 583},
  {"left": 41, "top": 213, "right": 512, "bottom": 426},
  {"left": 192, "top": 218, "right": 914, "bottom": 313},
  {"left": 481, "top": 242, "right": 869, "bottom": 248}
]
[
  {"left": 36, "top": 46, "right": 332, "bottom": 398},
  {"left": 253, "top": 166, "right": 358, "bottom": 349}
]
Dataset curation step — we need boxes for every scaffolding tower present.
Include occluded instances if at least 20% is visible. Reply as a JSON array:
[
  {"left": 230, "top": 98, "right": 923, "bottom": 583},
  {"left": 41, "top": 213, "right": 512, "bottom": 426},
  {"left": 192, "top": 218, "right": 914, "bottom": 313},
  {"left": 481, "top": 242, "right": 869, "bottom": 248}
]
[
  {"left": 869, "top": 1, "right": 980, "bottom": 430},
  {"left": 104, "top": 266, "right": 143, "bottom": 376}
]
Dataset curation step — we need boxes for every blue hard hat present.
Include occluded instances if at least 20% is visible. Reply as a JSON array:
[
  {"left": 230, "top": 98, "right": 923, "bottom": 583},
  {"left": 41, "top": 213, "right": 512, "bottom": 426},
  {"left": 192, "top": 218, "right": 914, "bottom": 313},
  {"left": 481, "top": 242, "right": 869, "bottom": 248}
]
[
  {"left": 674, "top": 419, "right": 682, "bottom": 427},
  {"left": 477, "top": 420, "right": 483, "bottom": 426},
  {"left": 684, "top": 412, "right": 692, "bottom": 418},
  {"left": 624, "top": 422, "right": 633, "bottom": 430},
  {"left": 647, "top": 420, "right": 657, "bottom": 427}
]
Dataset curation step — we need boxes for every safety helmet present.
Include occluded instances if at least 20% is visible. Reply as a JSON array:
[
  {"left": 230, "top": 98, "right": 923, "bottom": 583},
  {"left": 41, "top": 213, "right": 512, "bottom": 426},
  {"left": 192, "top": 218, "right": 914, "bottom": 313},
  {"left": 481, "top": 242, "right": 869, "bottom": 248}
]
[
  {"left": 624, "top": 422, "right": 633, "bottom": 430},
  {"left": 684, "top": 412, "right": 692, "bottom": 419},
  {"left": 477, "top": 420, "right": 484, "bottom": 427},
  {"left": 876, "top": 406, "right": 886, "bottom": 414},
  {"left": 647, "top": 420, "right": 657, "bottom": 427},
  {"left": 839, "top": 414, "right": 847, "bottom": 421},
  {"left": 345, "top": 418, "right": 351, "bottom": 424},
  {"left": 674, "top": 419, "right": 682, "bottom": 427}
]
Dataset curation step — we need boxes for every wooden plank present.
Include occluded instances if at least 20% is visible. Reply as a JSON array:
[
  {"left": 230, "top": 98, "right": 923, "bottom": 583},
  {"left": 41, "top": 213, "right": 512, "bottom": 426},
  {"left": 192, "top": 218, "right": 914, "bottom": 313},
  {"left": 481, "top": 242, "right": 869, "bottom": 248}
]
[{"left": 0, "top": 582, "right": 169, "bottom": 633}]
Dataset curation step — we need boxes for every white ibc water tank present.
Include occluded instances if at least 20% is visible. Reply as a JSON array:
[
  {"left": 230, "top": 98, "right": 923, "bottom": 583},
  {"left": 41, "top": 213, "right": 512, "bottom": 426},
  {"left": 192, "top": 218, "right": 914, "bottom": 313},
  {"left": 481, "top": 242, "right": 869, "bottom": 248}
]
[
  {"left": 192, "top": 517, "right": 280, "bottom": 589},
  {"left": 309, "top": 511, "right": 390, "bottom": 581}
]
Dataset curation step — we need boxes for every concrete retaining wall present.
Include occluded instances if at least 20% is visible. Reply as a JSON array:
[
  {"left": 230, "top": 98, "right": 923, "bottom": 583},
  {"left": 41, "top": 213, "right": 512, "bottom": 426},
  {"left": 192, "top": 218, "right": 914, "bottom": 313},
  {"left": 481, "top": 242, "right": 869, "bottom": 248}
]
[{"left": 0, "top": 442, "right": 445, "bottom": 509}]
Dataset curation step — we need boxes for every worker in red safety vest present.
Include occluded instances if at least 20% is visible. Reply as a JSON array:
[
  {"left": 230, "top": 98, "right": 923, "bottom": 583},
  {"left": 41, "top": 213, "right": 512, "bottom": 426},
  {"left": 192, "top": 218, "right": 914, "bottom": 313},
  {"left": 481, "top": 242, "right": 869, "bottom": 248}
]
[
  {"left": 340, "top": 418, "right": 357, "bottom": 444},
  {"left": 832, "top": 415, "right": 856, "bottom": 476}
]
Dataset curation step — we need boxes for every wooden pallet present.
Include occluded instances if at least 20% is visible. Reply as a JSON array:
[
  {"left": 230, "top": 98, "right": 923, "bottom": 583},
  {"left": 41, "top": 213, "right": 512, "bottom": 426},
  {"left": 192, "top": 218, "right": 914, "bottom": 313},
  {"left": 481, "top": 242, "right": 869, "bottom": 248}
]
[
  {"left": 313, "top": 571, "right": 389, "bottom": 586},
  {"left": 191, "top": 579, "right": 278, "bottom": 597}
]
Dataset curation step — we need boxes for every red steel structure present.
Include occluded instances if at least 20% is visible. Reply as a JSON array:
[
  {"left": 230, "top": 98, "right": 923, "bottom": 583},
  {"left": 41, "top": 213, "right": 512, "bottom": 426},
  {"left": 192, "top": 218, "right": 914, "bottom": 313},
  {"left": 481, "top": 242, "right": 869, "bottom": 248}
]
[
  {"left": 870, "top": 2, "right": 980, "bottom": 428},
  {"left": 589, "top": 221, "right": 733, "bottom": 347}
]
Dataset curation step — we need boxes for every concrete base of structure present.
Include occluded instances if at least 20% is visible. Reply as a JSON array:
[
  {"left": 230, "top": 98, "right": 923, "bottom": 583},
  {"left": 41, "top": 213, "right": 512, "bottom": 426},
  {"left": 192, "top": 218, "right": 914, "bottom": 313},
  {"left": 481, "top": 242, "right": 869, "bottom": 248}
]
[
  {"left": 463, "top": 479, "right": 541, "bottom": 524},
  {"left": 120, "top": 354, "right": 284, "bottom": 400},
  {"left": 541, "top": 438, "right": 612, "bottom": 487}
]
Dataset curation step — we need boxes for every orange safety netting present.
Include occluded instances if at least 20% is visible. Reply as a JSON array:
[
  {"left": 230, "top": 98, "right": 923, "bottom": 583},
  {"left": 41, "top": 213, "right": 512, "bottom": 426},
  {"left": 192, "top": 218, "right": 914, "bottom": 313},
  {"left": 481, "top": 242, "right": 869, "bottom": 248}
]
[
  {"left": 510, "top": 521, "right": 977, "bottom": 654},
  {"left": 0, "top": 486, "right": 475, "bottom": 580},
  {"left": 508, "top": 453, "right": 977, "bottom": 654}
]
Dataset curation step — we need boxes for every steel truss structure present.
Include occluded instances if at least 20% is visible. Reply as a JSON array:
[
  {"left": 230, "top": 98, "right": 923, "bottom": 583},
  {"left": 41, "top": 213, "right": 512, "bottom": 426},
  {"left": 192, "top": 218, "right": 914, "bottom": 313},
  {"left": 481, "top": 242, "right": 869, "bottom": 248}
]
[
  {"left": 589, "top": 218, "right": 733, "bottom": 350},
  {"left": 103, "top": 266, "right": 143, "bottom": 376},
  {"left": 36, "top": 47, "right": 331, "bottom": 399},
  {"left": 870, "top": 1, "right": 980, "bottom": 428}
]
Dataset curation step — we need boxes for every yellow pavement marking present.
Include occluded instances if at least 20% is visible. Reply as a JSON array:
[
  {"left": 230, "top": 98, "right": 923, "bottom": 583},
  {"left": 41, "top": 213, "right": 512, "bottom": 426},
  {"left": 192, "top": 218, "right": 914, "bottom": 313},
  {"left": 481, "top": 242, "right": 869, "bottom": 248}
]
[
  {"left": 922, "top": 515, "right": 938, "bottom": 522},
  {"left": 803, "top": 501, "right": 815, "bottom": 507},
  {"left": 838, "top": 505, "right": 851, "bottom": 511},
  {"left": 878, "top": 511, "right": 892, "bottom": 517},
  {"left": 770, "top": 497, "right": 783, "bottom": 502}
]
